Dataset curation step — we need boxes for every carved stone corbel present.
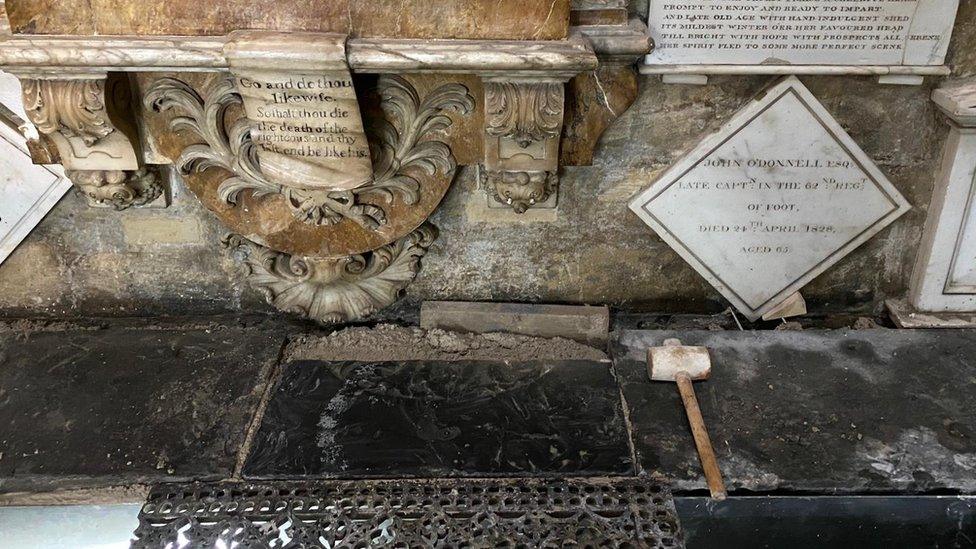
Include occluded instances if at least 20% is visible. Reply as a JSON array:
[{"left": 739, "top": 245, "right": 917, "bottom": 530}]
[
  {"left": 482, "top": 79, "right": 565, "bottom": 213},
  {"left": 18, "top": 75, "right": 164, "bottom": 209}
]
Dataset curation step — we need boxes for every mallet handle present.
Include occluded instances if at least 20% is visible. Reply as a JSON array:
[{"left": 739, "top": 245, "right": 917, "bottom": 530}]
[{"left": 676, "top": 371, "right": 727, "bottom": 501}]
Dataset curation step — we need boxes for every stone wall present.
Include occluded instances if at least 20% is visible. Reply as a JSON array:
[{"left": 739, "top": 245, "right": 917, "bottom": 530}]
[{"left": 1, "top": 2, "right": 974, "bottom": 319}]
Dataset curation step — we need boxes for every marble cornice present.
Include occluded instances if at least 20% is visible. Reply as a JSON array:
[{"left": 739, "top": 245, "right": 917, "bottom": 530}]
[{"left": 0, "top": 34, "right": 601, "bottom": 78}]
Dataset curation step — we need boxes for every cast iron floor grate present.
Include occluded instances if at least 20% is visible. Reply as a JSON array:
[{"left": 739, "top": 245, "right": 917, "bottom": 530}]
[{"left": 131, "top": 477, "right": 683, "bottom": 548}]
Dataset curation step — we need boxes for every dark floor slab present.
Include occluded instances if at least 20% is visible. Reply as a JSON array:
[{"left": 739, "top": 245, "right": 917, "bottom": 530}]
[
  {"left": 612, "top": 329, "right": 976, "bottom": 494},
  {"left": 0, "top": 316, "right": 289, "bottom": 493},
  {"left": 676, "top": 496, "right": 976, "bottom": 549},
  {"left": 243, "top": 359, "right": 633, "bottom": 478}
]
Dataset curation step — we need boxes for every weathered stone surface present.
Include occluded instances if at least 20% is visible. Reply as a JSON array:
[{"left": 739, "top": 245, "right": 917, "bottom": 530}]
[
  {"left": 243, "top": 359, "right": 632, "bottom": 478},
  {"left": 0, "top": 317, "right": 288, "bottom": 493},
  {"left": 561, "top": 64, "right": 639, "bottom": 166},
  {"left": 4, "top": 12, "right": 976, "bottom": 317},
  {"left": 0, "top": 173, "right": 257, "bottom": 318},
  {"left": 5, "top": 0, "right": 570, "bottom": 39},
  {"left": 612, "top": 329, "right": 976, "bottom": 493}
]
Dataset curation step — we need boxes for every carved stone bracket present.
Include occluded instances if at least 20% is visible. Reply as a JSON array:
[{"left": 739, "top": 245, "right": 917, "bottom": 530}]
[
  {"left": 224, "top": 223, "right": 438, "bottom": 323},
  {"left": 483, "top": 79, "right": 565, "bottom": 213},
  {"left": 17, "top": 75, "right": 164, "bottom": 209}
]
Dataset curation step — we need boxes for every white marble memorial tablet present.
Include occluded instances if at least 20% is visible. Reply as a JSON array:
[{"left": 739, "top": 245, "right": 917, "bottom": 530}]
[
  {"left": 646, "top": 0, "right": 959, "bottom": 68},
  {"left": 629, "top": 76, "right": 910, "bottom": 320}
]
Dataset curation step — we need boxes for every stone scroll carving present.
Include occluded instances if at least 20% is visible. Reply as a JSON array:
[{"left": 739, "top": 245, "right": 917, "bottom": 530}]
[
  {"left": 20, "top": 76, "right": 163, "bottom": 209},
  {"left": 22, "top": 79, "right": 115, "bottom": 145},
  {"left": 146, "top": 75, "right": 473, "bottom": 229},
  {"left": 483, "top": 80, "right": 565, "bottom": 213},
  {"left": 223, "top": 32, "right": 374, "bottom": 192},
  {"left": 224, "top": 223, "right": 438, "bottom": 323},
  {"left": 144, "top": 72, "right": 471, "bottom": 321}
]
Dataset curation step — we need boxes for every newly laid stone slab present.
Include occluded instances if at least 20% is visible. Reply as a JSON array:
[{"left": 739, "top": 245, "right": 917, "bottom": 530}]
[
  {"left": 612, "top": 329, "right": 976, "bottom": 494},
  {"left": 243, "top": 359, "right": 632, "bottom": 478},
  {"left": 629, "top": 76, "right": 910, "bottom": 321},
  {"left": 908, "top": 79, "right": 976, "bottom": 314},
  {"left": 645, "top": 0, "right": 959, "bottom": 67},
  {"left": 0, "top": 318, "right": 288, "bottom": 493},
  {"left": 420, "top": 301, "right": 610, "bottom": 347}
]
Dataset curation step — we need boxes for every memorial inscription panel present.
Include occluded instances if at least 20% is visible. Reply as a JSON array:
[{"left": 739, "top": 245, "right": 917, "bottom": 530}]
[
  {"left": 645, "top": 0, "right": 959, "bottom": 67},
  {"left": 629, "top": 77, "right": 910, "bottom": 320},
  {"left": 225, "top": 32, "right": 373, "bottom": 192}
]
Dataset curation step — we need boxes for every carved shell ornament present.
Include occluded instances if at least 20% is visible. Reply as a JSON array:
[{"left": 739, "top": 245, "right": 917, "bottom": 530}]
[
  {"left": 145, "top": 75, "right": 474, "bottom": 229},
  {"left": 224, "top": 224, "right": 438, "bottom": 324}
]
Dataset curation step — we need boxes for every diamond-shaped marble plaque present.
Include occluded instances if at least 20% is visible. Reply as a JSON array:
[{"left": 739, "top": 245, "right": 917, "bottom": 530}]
[{"left": 629, "top": 76, "right": 910, "bottom": 321}]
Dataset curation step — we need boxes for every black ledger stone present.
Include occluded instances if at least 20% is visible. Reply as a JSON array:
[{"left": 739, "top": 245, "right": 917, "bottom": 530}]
[{"left": 244, "top": 359, "right": 633, "bottom": 478}]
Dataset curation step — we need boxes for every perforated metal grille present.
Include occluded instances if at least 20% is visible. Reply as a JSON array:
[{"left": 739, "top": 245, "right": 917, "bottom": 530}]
[{"left": 132, "top": 477, "right": 683, "bottom": 548}]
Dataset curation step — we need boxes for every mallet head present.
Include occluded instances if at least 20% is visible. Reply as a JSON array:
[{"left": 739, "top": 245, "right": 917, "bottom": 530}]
[{"left": 648, "top": 338, "right": 712, "bottom": 382}]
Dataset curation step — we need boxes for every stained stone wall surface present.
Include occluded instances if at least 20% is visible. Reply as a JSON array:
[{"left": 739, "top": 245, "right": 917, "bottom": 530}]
[{"left": 1, "top": 2, "right": 974, "bottom": 318}]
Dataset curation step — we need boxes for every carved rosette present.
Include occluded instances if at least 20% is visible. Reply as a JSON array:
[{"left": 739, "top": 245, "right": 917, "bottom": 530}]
[
  {"left": 224, "top": 224, "right": 438, "bottom": 323},
  {"left": 145, "top": 75, "right": 473, "bottom": 229},
  {"left": 483, "top": 80, "right": 565, "bottom": 213}
]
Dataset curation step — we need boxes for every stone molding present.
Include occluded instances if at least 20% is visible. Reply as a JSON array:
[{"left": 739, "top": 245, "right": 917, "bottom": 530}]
[
  {"left": 0, "top": 24, "right": 650, "bottom": 320},
  {"left": 574, "top": 19, "right": 652, "bottom": 65},
  {"left": 0, "top": 35, "right": 597, "bottom": 78},
  {"left": 906, "top": 79, "right": 976, "bottom": 314}
]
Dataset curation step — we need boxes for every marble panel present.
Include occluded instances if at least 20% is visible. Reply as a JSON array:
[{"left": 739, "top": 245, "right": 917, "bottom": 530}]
[
  {"left": 629, "top": 76, "right": 910, "bottom": 320},
  {"left": 645, "top": 0, "right": 959, "bottom": 68}
]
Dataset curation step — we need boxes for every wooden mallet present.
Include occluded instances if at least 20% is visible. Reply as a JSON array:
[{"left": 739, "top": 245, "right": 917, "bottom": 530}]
[{"left": 648, "top": 338, "right": 727, "bottom": 500}]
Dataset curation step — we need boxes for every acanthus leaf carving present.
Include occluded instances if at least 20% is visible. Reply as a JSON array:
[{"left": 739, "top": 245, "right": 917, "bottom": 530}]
[
  {"left": 224, "top": 223, "right": 438, "bottom": 323},
  {"left": 146, "top": 75, "right": 473, "bottom": 230},
  {"left": 485, "top": 81, "right": 564, "bottom": 148},
  {"left": 21, "top": 78, "right": 115, "bottom": 146}
]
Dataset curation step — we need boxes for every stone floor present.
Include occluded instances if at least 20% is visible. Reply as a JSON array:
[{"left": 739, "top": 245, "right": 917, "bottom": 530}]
[{"left": 0, "top": 316, "right": 975, "bottom": 502}]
